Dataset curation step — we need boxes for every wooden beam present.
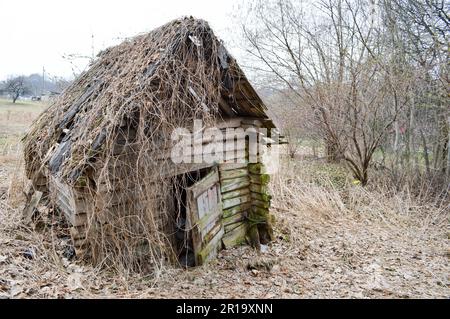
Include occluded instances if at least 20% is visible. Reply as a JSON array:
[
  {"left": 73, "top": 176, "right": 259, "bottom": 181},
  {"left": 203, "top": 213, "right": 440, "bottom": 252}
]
[
  {"left": 220, "top": 176, "right": 250, "bottom": 193},
  {"left": 218, "top": 97, "right": 236, "bottom": 117}
]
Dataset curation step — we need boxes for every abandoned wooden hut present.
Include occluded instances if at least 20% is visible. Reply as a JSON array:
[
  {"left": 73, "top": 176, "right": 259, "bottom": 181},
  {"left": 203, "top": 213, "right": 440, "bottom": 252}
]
[{"left": 23, "top": 17, "right": 280, "bottom": 271}]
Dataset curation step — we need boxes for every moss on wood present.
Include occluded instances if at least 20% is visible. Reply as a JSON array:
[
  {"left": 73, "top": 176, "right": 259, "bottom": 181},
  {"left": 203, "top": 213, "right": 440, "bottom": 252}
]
[
  {"left": 221, "top": 187, "right": 250, "bottom": 200},
  {"left": 222, "top": 202, "right": 250, "bottom": 219},
  {"left": 222, "top": 223, "right": 247, "bottom": 248}
]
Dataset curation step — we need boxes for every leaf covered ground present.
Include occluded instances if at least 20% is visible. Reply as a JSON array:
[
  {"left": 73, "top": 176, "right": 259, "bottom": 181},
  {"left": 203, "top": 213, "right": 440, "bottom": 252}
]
[
  {"left": 0, "top": 154, "right": 448, "bottom": 299},
  {"left": 0, "top": 100, "right": 448, "bottom": 298}
]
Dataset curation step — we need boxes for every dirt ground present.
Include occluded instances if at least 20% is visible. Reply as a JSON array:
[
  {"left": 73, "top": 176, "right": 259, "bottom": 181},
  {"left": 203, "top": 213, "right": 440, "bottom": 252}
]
[{"left": 0, "top": 100, "right": 448, "bottom": 298}]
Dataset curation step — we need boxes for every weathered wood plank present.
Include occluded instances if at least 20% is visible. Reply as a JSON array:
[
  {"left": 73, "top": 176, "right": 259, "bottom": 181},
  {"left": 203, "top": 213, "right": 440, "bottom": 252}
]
[
  {"left": 219, "top": 162, "right": 248, "bottom": 171},
  {"left": 189, "top": 169, "right": 219, "bottom": 199},
  {"left": 250, "top": 192, "right": 272, "bottom": 202},
  {"left": 222, "top": 223, "right": 247, "bottom": 249},
  {"left": 220, "top": 176, "right": 250, "bottom": 193},
  {"left": 249, "top": 173, "right": 270, "bottom": 185},
  {"left": 197, "top": 227, "right": 224, "bottom": 265},
  {"left": 221, "top": 187, "right": 250, "bottom": 200},
  {"left": 249, "top": 183, "right": 269, "bottom": 194},
  {"left": 196, "top": 205, "right": 222, "bottom": 237},
  {"left": 248, "top": 163, "right": 268, "bottom": 175},
  {"left": 223, "top": 211, "right": 246, "bottom": 225},
  {"left": 218, "top": 98, "right": 235, "bottom": 117},
  {"left": 158, "top": 138, "right": 246, "bottom": 160},
  {"left": 253, "top": 199, "right": 270, "bottom": 209},
  {"left": 241, "top": 119, "right": 263, "bottom": 127},
  {"left": 222, "top": 194, "right": 250, "bottom": 210},
  {"left": 220, "top": 168, "right": 248, "bottom": 180},
  {"left": 201, "top": 222, "right": 222, "bottom": 245},
  {"left": 215, "top": 118, "right": 242, "bottom": 129},
  {"left": 224, "top": 221, "right": 246, "bottom": 233},
  {"left": 222, "top": 202, "right": 251, "bottom": 219}
]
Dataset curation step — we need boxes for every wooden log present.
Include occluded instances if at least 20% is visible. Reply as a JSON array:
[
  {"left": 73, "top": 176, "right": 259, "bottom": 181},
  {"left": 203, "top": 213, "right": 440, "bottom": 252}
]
[
  {"left": 218, "top": 162, "right": 248, "bottom": 171},
  {"left": 215, "top": 118, "right": 242, "bottom": 129},
  {"left": 249, "top": 173, "right": 270, "bottom": 185},
  {"left": 223, "top": 212, "right": 246, "bottom": 227},
  {"left": 222, "top": 194, "right": 250, "bottom": 210},
  {"left": 158, "top": 162, "right": 214, "bottom": 178},
  {"left": 166, "top": 150, "right": 247, "bottom": 167},
  {"left": 249, "top": 183, "right": 269, "bottom": 194},
  {"left": 220, "top": 168, "right": 248, "bottom": 180},
  {"left": 220, "top": 176, "right": 250, "bottom": 193},
  {"left": 49, "top": 175, "right": 74, "bottom": 203},
  {"left": 48, "top": 140, "right": 71, "bottom": 173},
  {"left": 248, "top": 163, "right": 268, "bottom": 175},
  {"left": 54, "top": 194, "right": 75, "bottom": 217},
  {"left": 222, "top": 223, "right": 247, "bottom": 249},
  {"left": 251, "top": 192, "right": 272, "bottom": 202},
  {"left": 241, "top": 119, "right": 263, "bottom": 127},
  {"left": 253, "top": 199, "right": 270, "bottom": 209},
  {"left": 157, "top": 138, "right": 246, "bottom": 160},
  {"left": 221, "top": 187, "right": 250, "bottom": 200},
  {"left": 250, "top": 206, "right": 270, "bottom": 218},
  {"left": 219, "top": 155, "right": 248, "bottom": 165},
  {"left": 218, "top": 99, "right": 236, "bottom": 117},
  {"left": 222, "top": 202, "right": 251, "bottom": 219},
  {"left": 224, "top": 220, "right": 246, "bottom": 233}
]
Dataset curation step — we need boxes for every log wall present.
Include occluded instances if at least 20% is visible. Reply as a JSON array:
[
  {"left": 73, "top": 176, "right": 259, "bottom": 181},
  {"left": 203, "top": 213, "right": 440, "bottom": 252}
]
[{"left": 218, "top": 162, "right": 250, "bottom": 248}]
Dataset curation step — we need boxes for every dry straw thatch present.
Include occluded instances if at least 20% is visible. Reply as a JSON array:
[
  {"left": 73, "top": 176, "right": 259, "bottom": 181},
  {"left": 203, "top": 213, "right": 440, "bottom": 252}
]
[{"left": 23, "top": 17, "right": 253, "bottom": 273}]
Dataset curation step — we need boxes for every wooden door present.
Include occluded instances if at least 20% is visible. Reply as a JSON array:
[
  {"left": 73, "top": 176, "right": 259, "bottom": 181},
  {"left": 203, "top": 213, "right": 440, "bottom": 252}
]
[{"left": 186, "top": 167, "right": 224, "bottom": 265}]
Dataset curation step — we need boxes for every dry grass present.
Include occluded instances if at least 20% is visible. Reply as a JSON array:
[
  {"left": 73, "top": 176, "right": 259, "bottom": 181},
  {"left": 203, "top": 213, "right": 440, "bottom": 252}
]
[
  {"left": 1, "top": 148, "right": 448, "bottom": 298},
  {"left": 0, "top": 96, "right": 448, "bottom": 298}
]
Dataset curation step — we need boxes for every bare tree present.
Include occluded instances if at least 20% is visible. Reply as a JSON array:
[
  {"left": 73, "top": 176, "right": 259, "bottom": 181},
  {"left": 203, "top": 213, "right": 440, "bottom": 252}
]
[
  {"left": 5, "top": 76, "right": 30, "bottom": 103},
  {"left": 385, "top": 0, "right": 449, "bottom": 178},
  {"left": 266, "top": 89, "right": 322, "bottom": 159},
  {"left": 239, "top": 0, "right": 410, "bottom": 184}
]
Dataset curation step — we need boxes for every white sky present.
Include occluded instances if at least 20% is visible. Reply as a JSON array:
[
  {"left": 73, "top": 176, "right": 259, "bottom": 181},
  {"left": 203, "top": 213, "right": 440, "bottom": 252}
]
[{"left": 0, "top": 0, "right": 243, "bottom": 80}]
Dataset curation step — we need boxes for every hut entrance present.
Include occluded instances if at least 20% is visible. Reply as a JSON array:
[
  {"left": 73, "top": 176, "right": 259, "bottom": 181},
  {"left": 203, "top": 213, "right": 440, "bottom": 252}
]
[{"left": 174, "top": 167, "right": 223, "bottom": 267}]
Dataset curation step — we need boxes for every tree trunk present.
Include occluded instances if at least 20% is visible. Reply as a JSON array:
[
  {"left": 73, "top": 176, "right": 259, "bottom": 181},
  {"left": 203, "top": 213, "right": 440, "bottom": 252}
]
[
  {"left": 434, "top": 105, "right": 449, "bottom": 175},
  {"left": 419, "top": 129, "right": 431, "bottom": 176},
  {"left": 325, "top": 139, "right": 340, "bottom": 163},
  {"left": 393, "top": 120, "right": 400, "bottom": 168},
  {"left": 439, "top": 110, "right": 449, "bottom": 175}
]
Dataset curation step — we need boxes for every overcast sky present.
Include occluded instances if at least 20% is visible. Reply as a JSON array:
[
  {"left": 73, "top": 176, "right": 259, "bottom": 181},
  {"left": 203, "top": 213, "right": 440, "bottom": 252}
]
[{"left": 0, "top": 0, "right": 242, "bottom": 81}]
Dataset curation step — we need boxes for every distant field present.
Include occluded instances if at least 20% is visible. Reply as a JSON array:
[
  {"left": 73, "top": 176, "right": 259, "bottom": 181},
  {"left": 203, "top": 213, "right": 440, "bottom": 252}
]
[{"left": 0, "top": 98, "right": 47, "bottom": 156}]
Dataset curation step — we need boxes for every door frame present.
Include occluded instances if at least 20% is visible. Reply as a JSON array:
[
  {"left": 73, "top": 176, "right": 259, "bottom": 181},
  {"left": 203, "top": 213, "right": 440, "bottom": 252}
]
[{"left": 186, "top": 166, "right": 224, "bottom": 265}]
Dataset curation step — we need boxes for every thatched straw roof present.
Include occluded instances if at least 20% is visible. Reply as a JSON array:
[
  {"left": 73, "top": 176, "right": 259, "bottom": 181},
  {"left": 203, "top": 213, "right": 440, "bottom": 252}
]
[{"left": 24, "top": 17, "right": 273, "bottom": 185}]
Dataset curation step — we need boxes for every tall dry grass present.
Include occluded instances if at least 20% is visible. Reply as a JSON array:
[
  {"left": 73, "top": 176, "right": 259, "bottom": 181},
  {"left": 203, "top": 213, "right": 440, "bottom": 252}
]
[{"left": 270, "top": 157, "right": 448, "bottom": 245}]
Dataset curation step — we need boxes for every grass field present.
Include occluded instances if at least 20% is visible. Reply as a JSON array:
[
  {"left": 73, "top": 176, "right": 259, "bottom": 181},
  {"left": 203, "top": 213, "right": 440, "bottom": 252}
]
[{"left": 0, "top": 98, "right": 47, "bottom": 156}]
